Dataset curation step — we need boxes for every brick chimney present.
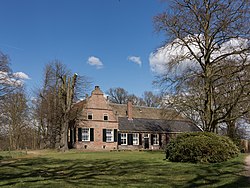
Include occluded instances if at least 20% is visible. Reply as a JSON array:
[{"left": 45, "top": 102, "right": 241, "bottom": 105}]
[
  {"left": 127, "top": 101, "right": 133, "bottom": 120},
  {"left": 91, "top": 86, "right": 103, "bottom": 96}
]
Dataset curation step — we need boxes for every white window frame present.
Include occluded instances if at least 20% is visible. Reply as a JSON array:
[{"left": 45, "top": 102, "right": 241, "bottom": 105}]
[
  {"left": 121, "top": 133, "right": 127, "bottom": 145},
  {"left": 133, "top": 133, "right": 139, "bottom": 145},
  {"left": 87, "top": 112, "right": 93, "bottom": 120},
  {"left": 103, "top": 113, "right": 109, "bottom": 121},
  {"left": 106, "top": 129, "right": 114, "bottom": 142},
  {"left": 152, "top": 134, "right": 159, "bottom": 145},
  {"left": 82, "top": 128, "right": 90, "bottom": 141}
]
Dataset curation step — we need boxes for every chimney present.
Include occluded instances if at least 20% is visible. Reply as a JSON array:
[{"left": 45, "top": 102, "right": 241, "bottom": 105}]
[{"left": 127, "top": 101, "right": 133, "bottom": 120}]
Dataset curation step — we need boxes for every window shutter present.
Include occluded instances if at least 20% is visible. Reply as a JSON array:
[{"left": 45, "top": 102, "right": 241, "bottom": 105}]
[
  {"left": 73, "top": 128, "right": 76, "bottom": 143},
  {"left": 151, "top": 134, "right": 153, "bottom": 145},
  {"left": 159, "top": 134, "right": 162, "bottom": 146},
  {"left": 139, "top": 134, "right": 142, "bottom": 145},
  {"left": 103, "top": 129, "right": 106, "bottom": 142},
  {"left": 70, "top": 129, "right": 73, "bottom": 144},
  {"left": 90, "top": 128, "right": 94, "bottom": 141},
  {"left": 114, "top": 129, "right": 117, "bottom": 142},
  {"left": 128, "top": 134, "right": 133, "bottom": 145},
  {"left": 118, "top": 133, "right": 121, "bottom": 145},
  {"left": 78, "top": 128, "right": 82, "bottom": 141}
]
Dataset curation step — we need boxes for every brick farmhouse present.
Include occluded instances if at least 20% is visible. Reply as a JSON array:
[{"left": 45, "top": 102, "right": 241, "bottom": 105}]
[{"left": 69, "top": 86, "right": 201, "bottom": 150}]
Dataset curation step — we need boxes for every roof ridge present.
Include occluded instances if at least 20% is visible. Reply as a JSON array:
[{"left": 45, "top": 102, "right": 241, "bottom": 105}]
[
  {"left": 109, "top": 103, "right": 126, "bottom": 106},
  {"left": 119, "top": 117, "right": 192, "bottom": 122},
  {"left": 109, "top": 102, "right": 162, "bottom": 110}
]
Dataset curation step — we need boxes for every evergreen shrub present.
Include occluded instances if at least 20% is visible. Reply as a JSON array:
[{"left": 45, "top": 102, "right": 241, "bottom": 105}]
[{"left": 165, "top": 132, "right": 239, "bottom": 163}]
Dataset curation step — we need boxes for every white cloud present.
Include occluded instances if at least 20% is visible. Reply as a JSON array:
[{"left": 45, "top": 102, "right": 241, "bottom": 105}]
[
  {"left": 128, "top": 56, "right": 142, "bottom": 66},
  {"left": 0, "top": 71, "right": 8, "bottom": 80},
  {"left": 0, "top": 71, "right": 30, "bottom": 87},
  {"left": 13, "top": 72, "right": 30, "bottom": 80},
  {"left": 0, "top": 71, "right": 21, "bottom": 86},
  {"left": 149, "top": 36, "right": 249, "bottom": 75},
  {"left": 87, "top": 56, "right": 103, "bottom": 69}
]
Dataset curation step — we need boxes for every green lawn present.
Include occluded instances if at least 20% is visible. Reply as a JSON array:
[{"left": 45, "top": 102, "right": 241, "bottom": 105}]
[{"left": 0, "top": 150, "right": 249, "bottom": 187}]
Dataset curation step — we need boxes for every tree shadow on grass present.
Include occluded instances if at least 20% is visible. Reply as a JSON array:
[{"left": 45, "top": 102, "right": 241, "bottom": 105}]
[
  {"left": 180, "top": 160, "right": 250, "bottom": 188},
  {"left": 0, "top": 155, "right": 249, "bottom": 187}
]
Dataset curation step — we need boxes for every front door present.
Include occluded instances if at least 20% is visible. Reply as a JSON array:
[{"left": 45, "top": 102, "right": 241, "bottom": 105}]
[{"left": 144, "top": 138, "right": 149, "bottom": 149}]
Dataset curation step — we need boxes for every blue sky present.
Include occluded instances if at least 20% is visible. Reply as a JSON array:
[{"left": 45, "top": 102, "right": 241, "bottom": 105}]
[{"left": 0, "top": 0, "right": 167, "bottom": 96}]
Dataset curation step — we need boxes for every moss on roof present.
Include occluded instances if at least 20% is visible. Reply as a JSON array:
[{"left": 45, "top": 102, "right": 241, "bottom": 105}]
[{"left": 109, "top": 103, "right": 184, "bottom": 120}]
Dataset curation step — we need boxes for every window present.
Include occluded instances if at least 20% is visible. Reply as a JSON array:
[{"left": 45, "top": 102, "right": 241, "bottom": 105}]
[
  {"left": 121, "top": 133, "right": 127, "bottom": 145},
  {"left": 104, "top": 114, "right": 108, "bottom": 121},
  {"left": 152, "top": 134, "right": 159, "bottom": 145},
  {"left": 78, "top": 128, "right": 94, "bottom": 142},
  {"left": 133, "top": 133, "right": 139, "bottom": 145},
  {"left": 103, "top": 129, "right": 117, "bottom": 142},
  {"left": 82, "top": 128, "right": 90, "bottom": 141},
  {"left": 87, "top": 113, "right": 93, "bottom": 120},
  {"left": 106, "top": 129, "right": 113, "bottom": 142}
]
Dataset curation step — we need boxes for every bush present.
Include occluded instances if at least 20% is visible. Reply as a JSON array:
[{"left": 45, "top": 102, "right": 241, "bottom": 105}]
[{"left": 165, "top": 132, "right": 239, "bottom": 163}]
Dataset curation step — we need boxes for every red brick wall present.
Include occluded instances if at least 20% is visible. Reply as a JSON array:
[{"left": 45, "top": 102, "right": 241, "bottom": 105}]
[
  {"left": 75, "top": 86, "right": 118, "bottom": 150},
  {"left": 127, "top": 101, "right": 133, "bottom": 120}
]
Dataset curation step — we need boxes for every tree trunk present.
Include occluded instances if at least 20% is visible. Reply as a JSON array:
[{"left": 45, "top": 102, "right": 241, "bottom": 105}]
[
  {"left": 9, "top": 124, "right": 12, "bottom": 150},
  {"left": 227, "top": 121, "right": 236, "bottom": 139},
  {"left": 204, "top": 64, "right": 215, "bottom": 132},
  {"left": 59, "top": 74, "right": 77, "bottom": 152},
  {"left": 59, "top": 120, "right": 69, "bottom": 152}
]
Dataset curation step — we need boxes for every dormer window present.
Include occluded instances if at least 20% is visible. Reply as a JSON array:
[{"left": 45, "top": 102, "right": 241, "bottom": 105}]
[
  {"left": 104, "top": 114, "right": 108, "bottom": 121},
  {"left": 87, "top": 113, "right": 93, "bottom": 120}
]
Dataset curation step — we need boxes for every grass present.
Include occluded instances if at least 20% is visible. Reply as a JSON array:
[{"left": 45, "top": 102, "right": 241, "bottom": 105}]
[
  {"left": 0, "top": 150, "right": 249, "bottom": 187},
  {"left": 0, "top": 150, "right": 27, "bottom": 160}
]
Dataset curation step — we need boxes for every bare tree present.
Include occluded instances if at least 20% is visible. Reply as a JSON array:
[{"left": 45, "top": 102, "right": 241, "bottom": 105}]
[
  {"left": 0, "top": 52, "right": 20, "bottom": 99},
  {"left": 127, "top": 94, "right": 145, "bottom": 106},
  {"left": 34, "top": 62, "right": 67, "bottom": 149},
  {"left": 106, "top": 87, "right": 163, "bottom": 107},
  {"left": 0, "top": 88, "right": 29, "bottom": 150},
  {"left": 154, "top": 0, "right": 250, "bottom": 133},
  {"left": 34, "top": 60, "right": 89, "bottom": 151},
  {"left": 142, "top": 91, "right": 162, "bottom": 107},
  {"left": 106, "top": 87, "right": 129, "bottom": 104},
  {"left": 0, "top": 52, "right": 32, "bottom": 150}
]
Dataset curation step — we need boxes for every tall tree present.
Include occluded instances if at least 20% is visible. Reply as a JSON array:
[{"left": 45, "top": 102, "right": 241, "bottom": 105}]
[
  {"left": 106, "top": 87, "right": 163, "bottom": 107},
  {"left": 127, "top": 94, "right": 145, "bottom": 106},
  {"left": 0, "top": 52, "right": 20, "bottom": 99},
  {"left": 34, "top": 61, "right": 88, "bottom": 151},
  {"left": 0, "top": 88, "right": 29, "bottom": 150},
  {"left": 106, "top": 87, "right": 129, "bottom": 104},
  {"left": 58, "top": 73, "right": 77, "bottom": 151},
  {"left": 154, "top": 0, "right": 250, "bottom": 132},
  {"left": 142, "top": 91, "right": 162, "bottom": 107}
]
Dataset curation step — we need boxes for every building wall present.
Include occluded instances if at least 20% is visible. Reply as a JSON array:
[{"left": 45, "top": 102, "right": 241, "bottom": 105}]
[
  {"left": 73, "top": 86, "right": 182, "bottom": 151},
  {"left": 75, "top": 86, "right": 119, "bottom": 150},
  {"left": 117, "top": 133, "right": 170, "bottom": 150}
]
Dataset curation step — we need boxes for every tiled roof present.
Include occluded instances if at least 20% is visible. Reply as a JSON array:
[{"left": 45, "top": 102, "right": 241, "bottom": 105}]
[
  {"left": 109, "top": 103, "right": 184, "bottom": 120},
  {"left": 73, "top": 98, "right": 201, "bottom": 133},
  {"left": 118, "top": 117, "right": 201, "bottom": 133}
]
